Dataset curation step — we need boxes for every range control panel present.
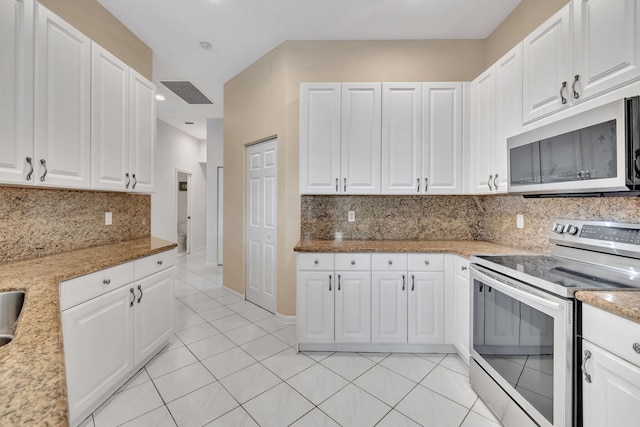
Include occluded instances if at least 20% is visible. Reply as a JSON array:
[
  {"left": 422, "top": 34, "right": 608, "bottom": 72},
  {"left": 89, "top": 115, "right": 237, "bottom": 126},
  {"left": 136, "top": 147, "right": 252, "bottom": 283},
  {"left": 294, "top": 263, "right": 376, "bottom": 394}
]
[{"left": 550, "top": 219, "right": 640, "bottom": 251}]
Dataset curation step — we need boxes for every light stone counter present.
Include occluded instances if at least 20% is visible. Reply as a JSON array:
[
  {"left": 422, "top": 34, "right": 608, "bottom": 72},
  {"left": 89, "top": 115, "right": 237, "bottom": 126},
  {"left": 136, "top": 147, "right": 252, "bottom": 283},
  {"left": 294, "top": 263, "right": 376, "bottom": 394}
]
[{"left": 0, "top": 237, "right": 177, "bottom": 426}]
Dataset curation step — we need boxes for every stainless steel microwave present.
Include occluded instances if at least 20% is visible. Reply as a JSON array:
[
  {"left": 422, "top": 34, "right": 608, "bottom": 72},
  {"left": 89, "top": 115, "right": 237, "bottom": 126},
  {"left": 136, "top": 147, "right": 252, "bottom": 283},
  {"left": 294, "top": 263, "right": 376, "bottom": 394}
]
[{"left": 507, "top": 96, "right": 640, "bottom": 196}]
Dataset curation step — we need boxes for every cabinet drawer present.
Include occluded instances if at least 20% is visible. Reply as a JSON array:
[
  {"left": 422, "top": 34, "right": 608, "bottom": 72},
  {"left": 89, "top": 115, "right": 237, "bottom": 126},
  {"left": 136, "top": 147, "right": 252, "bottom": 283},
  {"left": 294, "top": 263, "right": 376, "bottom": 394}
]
[
  {"left": 60, "top": 262, "right": 134, "bottom": 311},
  {"left": 372, "top": 253, "right": 408, "bottom": 271},
  {"left": 335, "top": 253, "right": 371, "bottom": 271},
  {"left": 583, "top": 304, "right": 640, "bottom": 366},
  {"left": 454, "top": 256, "right": 470, "bottom": 279},
  {"left": 298, "top": 253, "right": 334, "bottom": 270},
  {"left": 134, "top": 249, "right": 177, "bottom": 281},
  {"left": 408, "top": 254, "right": 444, "bottom": 271}
]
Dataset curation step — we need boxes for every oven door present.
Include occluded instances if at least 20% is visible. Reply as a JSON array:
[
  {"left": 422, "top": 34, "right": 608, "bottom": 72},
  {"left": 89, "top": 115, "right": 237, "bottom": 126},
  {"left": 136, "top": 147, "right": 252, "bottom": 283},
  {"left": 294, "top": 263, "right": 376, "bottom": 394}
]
[{"left": 470, "top": 265, "right": 573, "bottom": 427}]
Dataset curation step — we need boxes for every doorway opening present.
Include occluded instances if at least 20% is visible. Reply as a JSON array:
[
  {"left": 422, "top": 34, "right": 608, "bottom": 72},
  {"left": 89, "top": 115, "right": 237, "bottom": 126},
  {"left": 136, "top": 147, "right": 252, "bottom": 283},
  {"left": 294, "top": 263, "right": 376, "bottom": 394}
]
[{"left": 176, "top": 170, "right": 192, "bottom": 257}]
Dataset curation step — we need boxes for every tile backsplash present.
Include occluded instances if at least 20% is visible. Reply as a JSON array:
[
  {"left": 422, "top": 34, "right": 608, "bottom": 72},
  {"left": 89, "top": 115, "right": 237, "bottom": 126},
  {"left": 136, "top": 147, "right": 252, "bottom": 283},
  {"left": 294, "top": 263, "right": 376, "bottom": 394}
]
[
  {"left": 0, "top": 186, "right": 150, "bottom": 264},
  {"left": 301, "top": 194, "right": 640, "bottom": 252}
]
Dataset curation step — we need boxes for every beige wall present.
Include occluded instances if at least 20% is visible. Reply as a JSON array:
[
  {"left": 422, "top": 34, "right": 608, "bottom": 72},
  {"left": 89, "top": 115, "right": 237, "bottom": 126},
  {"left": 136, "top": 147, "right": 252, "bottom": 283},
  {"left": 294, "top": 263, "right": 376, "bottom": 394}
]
[{"left": 39, "top": 0, "right": 152, "bottom": 80}]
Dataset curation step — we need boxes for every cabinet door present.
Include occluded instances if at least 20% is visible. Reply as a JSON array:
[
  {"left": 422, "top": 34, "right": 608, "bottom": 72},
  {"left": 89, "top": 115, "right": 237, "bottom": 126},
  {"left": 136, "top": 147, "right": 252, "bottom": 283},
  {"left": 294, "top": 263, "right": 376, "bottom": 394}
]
[
  {"left": 34, "top": 3, "right": 91, "bottom": 188},
  {"left": 299, "top": 83, "right": 342, "bottom": 194},
  {"left": 341, "top": 83, "right": 381, "bottom": 194},
  {"left": 381, "top": 83, "right": 421, "bottom": 194},
  {"left": 0, "top": 0, "right": 34, "bottom": 185},
  {"left": 91, "top": 42, "right": 130, "bottom": 191},
  {"left": 522, "top": 4, "right": 572, "bottom": 123},
  {"left": 471, "top": 67, "right": 496, "bottom": 194},
  {"left": 408, "top": 272, "right": 445, "bottom": 345},
  {"left": 62, "top": 285, "right": 134, "bottom": 424},
  {"left": 129, "top": 69, "right": 156, "bottom": 193},
  {"left": 454, "top": 273, "right": 470, "bottom": 361},
  {"left": 335, "top": 271, "right": 371, "bottom": 343},
  {"left": 582, "top": 340, "right": 640, "bottom": 427},
  {"left": 134, "top": 268, "right": 174, "bottom": 365},
  {"left": 371, "top": 272, "right": 407, "bottom": 344},
  {"left": 573, "top": 0, "right": 640, "bottom": 102},
  {"left": 422, "top": 83, "right": 463, "bottom": 194},
  {"left": 495, "top": 44, "right": 522, "bottom": 193},
  {"left": 298, "top": 271, "right": 334, "bottom": 343}
]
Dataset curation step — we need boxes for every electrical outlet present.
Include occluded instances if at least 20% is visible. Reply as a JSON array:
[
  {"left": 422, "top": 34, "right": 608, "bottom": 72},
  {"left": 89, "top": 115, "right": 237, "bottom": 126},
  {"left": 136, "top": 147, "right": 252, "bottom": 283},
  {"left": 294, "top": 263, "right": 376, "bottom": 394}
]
[
  {"left": 348, "top": 211, "right": 355, "bottom": 222},
  {"left": 335, "top": 231, "right": 343, "bottom": 241},
  {"left": 516, "top": 214, "right": 524, "bottom": 229},
  {"left": 105, "top": 212, "right": 112, "bottom": 226}
]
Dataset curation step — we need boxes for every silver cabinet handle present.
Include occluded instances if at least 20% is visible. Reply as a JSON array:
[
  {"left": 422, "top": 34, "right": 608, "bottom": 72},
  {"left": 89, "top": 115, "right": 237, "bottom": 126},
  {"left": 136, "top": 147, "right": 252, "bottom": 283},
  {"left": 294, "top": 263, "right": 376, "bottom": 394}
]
[
  {"left": 493, "top": 173, "right": 499, "bottom": 191},
  {"left": 132, "top": 173, "right": 137, "bottom": 189},
  {"left": 411, "top": 274, "right": 415, "bottom": 291},
  {"left": 40, "top": 159, "right": 47, "bottom": 182},
  {"left": 572, "top": 74, "right": 580, "bottom": 99},
  {"left": 424, "top": 260, "right": 430, "bottom": 266},
  {"left": 402, "top": 274, "right": 406, "bottom": 291},
  {"left": 425, "top": 178, "right": 428, "bottom": 192},
  {"left": 388, "top": 260, "right": 393, "bottom": 265},
  {"left": 314, "top": 259, "right": 319, "bottom": 265},
  {"left": 343, "top": 178, "right": 346, "bottom": 192},
  {"left": 137, "top": 284, "right": 143, "bottom": 304},
  {"left": 329, "top": 274, "right": 332, "bottom": 291},
  {"left": 633, "top": 343, "right": 640, "bottom": 354},
  {"left": 338, "top": 274, "right": 341, "bottom": 291},
  {"left": 351, "top": 260, "right": 355, "bottom": 265},
  {"left": 560, "top": 81, "right": 568, "bottom": 105},
  {"left": 25, "top": 157, "right": 34, "bottom": 181},
  {"left": 335, "top": 178, "right": 339, "bottom": 192},
  {"left": 129, "top": 288, "right": 135, "bottom": 307},
  {"left": 103, "top": 279, "right": 111, "bottom": 285},
  {"left": 125, "top": 173, "right": 130, "bottom": 189},
  {"left": 461, "top": 265, "right": 468, "bottom": 271},
  {"left": 487, "top": 175, "right": 493, "bottom": 191},
  {"left": 157, "top": 260, "right": 163, "bottom": 266},
  {"left": 582, "top": 349, "right": 592, "bottom": 383},
  {"left": 417, "top": 178, "right": 420, "bottom": 193}
]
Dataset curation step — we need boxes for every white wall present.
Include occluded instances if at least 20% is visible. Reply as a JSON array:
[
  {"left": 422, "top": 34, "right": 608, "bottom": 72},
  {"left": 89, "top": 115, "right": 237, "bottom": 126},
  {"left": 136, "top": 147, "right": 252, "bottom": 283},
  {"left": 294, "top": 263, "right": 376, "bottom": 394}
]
[
  {"left": 152, "top": 120, "right": 207, "bottom": 251},
  {"left": 206, "top": 118, "right": 223, "bottom": 265}
]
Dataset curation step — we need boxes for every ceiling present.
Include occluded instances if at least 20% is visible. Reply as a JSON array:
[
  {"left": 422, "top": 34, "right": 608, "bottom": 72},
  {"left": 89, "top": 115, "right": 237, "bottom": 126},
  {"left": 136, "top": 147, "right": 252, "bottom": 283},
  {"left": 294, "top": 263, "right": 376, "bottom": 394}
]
[{"left": 98, "top": 0, "right": 522, "bottom": 140}]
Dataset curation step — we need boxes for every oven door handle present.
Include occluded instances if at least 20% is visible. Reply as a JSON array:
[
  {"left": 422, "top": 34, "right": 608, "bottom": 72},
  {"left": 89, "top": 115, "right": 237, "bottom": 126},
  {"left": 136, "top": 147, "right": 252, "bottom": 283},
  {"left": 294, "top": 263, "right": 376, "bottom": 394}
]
[{"left": 472, "top": 266, "right": 564, "bottom": 313}]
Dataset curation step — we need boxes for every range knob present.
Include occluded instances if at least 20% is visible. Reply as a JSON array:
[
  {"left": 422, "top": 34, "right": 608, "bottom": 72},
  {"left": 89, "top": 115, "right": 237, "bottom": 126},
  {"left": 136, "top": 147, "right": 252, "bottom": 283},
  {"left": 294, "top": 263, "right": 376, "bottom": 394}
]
[
  {"left": 566, "top": 225, "right": 579, "bottom": 235},
  {"left": 553, "top": 223, "right": 565, "bottom": 234}
]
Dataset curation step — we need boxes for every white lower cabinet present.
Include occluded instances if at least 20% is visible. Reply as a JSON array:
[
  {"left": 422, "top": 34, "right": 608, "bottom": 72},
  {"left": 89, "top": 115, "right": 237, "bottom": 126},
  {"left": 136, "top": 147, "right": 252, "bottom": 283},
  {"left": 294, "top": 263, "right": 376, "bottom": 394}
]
[
  {"left": 453, "top": 256, "right": 470, "bottom": 363},
  {"left": 61, "top": 250, "right": 175, "bottom": 426},
  {"left": 371, "top": 271, "right": 407, "bottom": 344},
  {"left": 408, "top": 272, "right": 445, "bottom": 344},
  {"left": 297, "top": 271, "right": 334, "bottom": 343},
  {"left": 335, "top": 271, "right": 371, "bottom": 343}
]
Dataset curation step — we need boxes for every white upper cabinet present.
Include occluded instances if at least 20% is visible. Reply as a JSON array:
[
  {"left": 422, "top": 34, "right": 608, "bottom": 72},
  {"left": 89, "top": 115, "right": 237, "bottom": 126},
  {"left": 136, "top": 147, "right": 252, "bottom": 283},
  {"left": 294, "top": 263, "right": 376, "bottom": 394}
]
[
  {"left": 572, "top": 0, "right": 640, "bottom": 102},
  {"left": 471, "top": 67, "right": 497, "bottom": 194},
  {"left": 34, "top": 3, "right": 91, "bottom": 188},
  {"left": 129, "top": 69, "right": 156, "bottom": 193},
  {"left": 0, "top": 0, "right": 34, "bottom": 185},
  {"left": 381, "top": 83, "right": 422, "bottom": 194},
  {"left": 422, "top": 83, "right": 464, "bottom": 194},
  {"left": 522, "top": 4, "right": 572, "bottom": 123},
  {"left": 299, "top": 83, "right": 342, "bottom": 194},
  {"left": 341, "top": 83, "right": 382, "bottom": 194},
  {"left": 91, "top": 43, "right": 130, "bottom": 191}
]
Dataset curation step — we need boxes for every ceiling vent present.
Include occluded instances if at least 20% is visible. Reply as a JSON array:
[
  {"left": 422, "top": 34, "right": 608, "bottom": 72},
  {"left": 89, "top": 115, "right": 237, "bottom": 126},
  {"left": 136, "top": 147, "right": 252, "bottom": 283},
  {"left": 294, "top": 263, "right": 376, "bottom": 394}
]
[{"left": 160, "top": 81, "right": 213, "bottom": 105}]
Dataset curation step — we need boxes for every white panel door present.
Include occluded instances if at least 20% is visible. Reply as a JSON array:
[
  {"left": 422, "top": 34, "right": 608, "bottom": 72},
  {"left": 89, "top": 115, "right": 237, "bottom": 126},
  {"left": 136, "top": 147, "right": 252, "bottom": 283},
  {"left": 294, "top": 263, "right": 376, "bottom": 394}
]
[
  {"left": 371, "top": 272, "right": 407, "bottom": 344},
  {"left": 471, "top": 67, "right": 496, "bottom": 194},
  {"left": 522, "top": 4, "right": 572, "bottom": 123},
  {"left": 335, "top": 271, "right": 371, "bottom": 343},
  {"left": 422, "top": 83, "right": 463, "bottom": 194},
  {"left": 62, "top": 285, "right": 134, "bottom": 424},
  {"left": 91, "top": 42, "right": 130, "bottom": 191},
  {"left": 341, "top": 83, "right": 382, "bottom": 194},
  {"left": 582, "top": 340, "right": 640, "bottom": 427},
  {"left": 454, "top": 273, "right": 471, "bottom": 362},
  {"left": 381, "top": 83, "right": 421, "bottom": 194},
  {"left": 573, "top": 0, "right": 640, "bottom": 102},
  {"left": 297, "top": 271, "right": 334, "bottom": 343},
  {"left": 246, "top": 139, "right": 277, "bottom": 313},
  {"left": 129, "top": 69, "right": 156, "bottom": 192},
  {"left": 495, "top": 44, "right": 523, "bottom": 193},
  {"left": 0, "top": 0, "right": 34, "bottom": 185},
  {"left": 34, "top": 3, "right": 91, "bottom": 188},
  {"left": 133, "top": 268, "right": 174, "bottom": 365},
  {"left": 408, "top": 272, "right": 445, "bottom": 344},
  {"left": 299, "top": 83, "right": 342, "bottom": 194}
]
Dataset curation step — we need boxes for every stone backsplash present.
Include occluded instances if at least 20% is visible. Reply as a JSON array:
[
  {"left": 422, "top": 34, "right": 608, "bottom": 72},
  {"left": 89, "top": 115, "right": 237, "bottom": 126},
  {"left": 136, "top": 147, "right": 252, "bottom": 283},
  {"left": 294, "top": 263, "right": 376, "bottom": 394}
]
[
  {"left": 0, "top": 186, "right": 150, "bottom": 264},
  {"left": 301, "top": 194, "right": 640, "bottom": 252}
]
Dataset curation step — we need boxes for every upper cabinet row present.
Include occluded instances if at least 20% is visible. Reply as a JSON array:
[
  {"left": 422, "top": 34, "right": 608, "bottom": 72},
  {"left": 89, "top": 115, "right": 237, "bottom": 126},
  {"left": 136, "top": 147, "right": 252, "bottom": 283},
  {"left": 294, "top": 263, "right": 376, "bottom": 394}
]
[
  {"left": 0, "top": 0, "right": 155, "bottom": 192},
  {"left": 300, "top": 82, "right": 465, "bottom": 195}
]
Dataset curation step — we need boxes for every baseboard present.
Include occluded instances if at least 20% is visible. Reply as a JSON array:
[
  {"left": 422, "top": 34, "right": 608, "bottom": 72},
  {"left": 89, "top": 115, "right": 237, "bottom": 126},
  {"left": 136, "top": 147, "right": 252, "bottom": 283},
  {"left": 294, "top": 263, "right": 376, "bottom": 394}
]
[{"left": 275, "top": 312, "right": 296, "bottom": 324}]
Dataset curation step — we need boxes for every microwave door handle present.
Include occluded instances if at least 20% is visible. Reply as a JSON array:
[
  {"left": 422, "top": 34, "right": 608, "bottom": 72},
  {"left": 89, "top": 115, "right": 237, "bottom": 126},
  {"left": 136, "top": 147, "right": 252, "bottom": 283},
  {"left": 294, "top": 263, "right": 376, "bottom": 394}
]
[{"left": 472, "top": 267, "right": 563, "bottom": 312}]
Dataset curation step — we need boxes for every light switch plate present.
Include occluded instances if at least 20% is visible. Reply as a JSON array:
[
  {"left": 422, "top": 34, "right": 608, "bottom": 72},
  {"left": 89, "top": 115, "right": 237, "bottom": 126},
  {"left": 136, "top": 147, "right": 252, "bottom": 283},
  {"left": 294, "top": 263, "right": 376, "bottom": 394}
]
[
  {"left": 348, "top": 211, "right": 355, "bottom": 222},
  {"left": 105, "top": 212, "right": 112, "bottom": 226},
  {"left": 516, "top": 214, "right": 524, "bottom": 229}
]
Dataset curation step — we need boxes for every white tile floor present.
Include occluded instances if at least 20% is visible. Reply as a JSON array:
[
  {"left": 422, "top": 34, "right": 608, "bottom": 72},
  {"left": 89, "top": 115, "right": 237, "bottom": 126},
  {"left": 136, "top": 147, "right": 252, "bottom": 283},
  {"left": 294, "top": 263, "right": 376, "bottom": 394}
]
[{"left": 80, "top": 250, "right": 503, "bottom": 427}]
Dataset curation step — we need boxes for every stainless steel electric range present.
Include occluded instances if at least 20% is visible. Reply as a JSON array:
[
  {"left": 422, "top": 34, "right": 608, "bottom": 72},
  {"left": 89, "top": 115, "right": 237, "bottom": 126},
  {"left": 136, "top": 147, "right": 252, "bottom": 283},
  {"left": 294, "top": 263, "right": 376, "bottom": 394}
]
[{"left": 470, "top": 219, "right": 640, "bottom": 427}]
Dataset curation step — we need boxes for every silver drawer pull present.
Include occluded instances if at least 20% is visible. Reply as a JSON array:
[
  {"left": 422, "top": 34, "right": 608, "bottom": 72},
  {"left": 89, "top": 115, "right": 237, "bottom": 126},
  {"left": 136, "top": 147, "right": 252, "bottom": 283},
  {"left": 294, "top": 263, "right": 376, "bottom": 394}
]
[
  {"left": 351, "top": 260, "right": 355, "bottom": 265},
  {"left": 461, "top": 266, "right": 467, "bottom": 271},
  {"left": 633, "top": 343, "right": 640, "bottom": 354},
  {"left": 157, "top": 260, "right": 163, "bottom": 266},
  {"left": 388, "top": 260, "right": 393, "bottom": 265},
  {"left": 424, "top": 260, "right": 430, "bottom": 266},
  {"left": 103, "top": 279, "right": 111, "bottom": 285},
  {"left": 582, "top": 350, "right": 592, "bottom": 383},
  {"left": 314, "top": 259, "right": 319, "bottom": 265}
]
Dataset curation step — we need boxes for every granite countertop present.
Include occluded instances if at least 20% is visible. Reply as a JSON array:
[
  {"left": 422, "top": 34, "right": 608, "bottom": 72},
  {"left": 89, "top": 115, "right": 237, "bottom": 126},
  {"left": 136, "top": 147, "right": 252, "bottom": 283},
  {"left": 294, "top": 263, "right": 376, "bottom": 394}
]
[
  {"left": 576, "top": 291, "right": 640, "bottom": 324},
  {"left": 294, "top": 239, "right": 534, "bottom": 258},
  {"left": 0, "top": 237, "right": 177, "bottom": 426}
]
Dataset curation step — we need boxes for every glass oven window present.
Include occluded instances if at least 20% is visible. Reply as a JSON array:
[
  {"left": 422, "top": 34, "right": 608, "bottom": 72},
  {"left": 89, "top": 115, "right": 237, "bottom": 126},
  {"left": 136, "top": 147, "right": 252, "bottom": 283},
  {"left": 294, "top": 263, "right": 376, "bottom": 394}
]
[{"left": 473, "top": 279, "right": 555, "bottom": 423}]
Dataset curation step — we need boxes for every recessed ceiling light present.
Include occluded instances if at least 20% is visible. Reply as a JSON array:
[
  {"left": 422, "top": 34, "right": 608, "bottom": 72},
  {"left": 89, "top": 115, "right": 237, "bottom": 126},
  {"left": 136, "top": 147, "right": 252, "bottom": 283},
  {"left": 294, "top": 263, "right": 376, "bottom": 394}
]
[
  {"left": 184, "top": 121, "right": 195, "bottom": 125},
  {"left": 155, "top": 94, "right": 165, "bottom": 101},
  {"left": 199, "top": 41, "right": 212, "bottom": 50}
]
